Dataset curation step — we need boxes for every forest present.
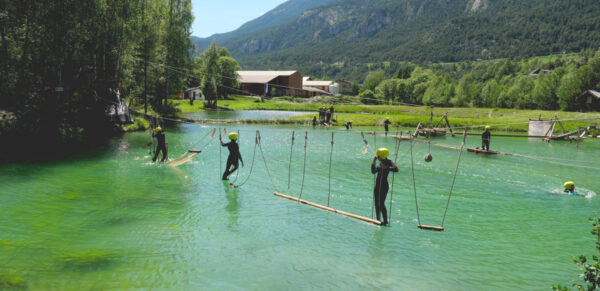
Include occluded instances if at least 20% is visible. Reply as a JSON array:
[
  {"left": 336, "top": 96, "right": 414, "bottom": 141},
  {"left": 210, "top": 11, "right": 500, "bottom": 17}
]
[
  {"left": 0, "top": 0, "right": 193, "bottom": 157},
  {"left": 358, "top": 50, "right": 600, "bottom": 112}
]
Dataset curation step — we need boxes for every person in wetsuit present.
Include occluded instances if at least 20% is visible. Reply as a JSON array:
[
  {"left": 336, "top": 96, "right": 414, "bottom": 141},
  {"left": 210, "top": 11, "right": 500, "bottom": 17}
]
[
  {"left": 221, "top": 132, "right": 244, "bottom": 180},
  {"left": 482, "top": 126, "right": 491, "bottom": 151},
  {"left": 564, "top": 181, "right": 575, "bottom": 194},
  {"left": 152, "top": 125, "right": 168, "bottom": 162},
  {"left": 344, "top": 121, "right": 353, "bottom": 130},
  {"left": 312, "top": 115, "right": 318, "bottom": 128},
  {"left": 371, "top": 148, "right": 398, "bottom": 226},
  {"left": 383, "top": 119, "right": 392, "bottom": 136}
]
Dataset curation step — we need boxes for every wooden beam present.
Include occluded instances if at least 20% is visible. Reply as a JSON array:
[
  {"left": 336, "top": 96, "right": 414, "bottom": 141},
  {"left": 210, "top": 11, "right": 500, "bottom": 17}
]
[
  {"left": 188, "top": 150, "right": 202, "bottom": 153},
  {"left": 418, "top": 224, "right": 444, "bottom": 231},
  {"left": 274, "top": 192, "right": 382, "bottom": 225}
]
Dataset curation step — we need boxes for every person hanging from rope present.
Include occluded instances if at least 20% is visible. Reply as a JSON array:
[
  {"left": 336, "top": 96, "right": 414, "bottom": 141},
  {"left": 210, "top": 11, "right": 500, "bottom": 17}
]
[
  {"left": 152, "top": 125, "right": 168, "bottom": 162},
  {"left": 371, "top": 148, "right": 398, "bottom": 226},
  {"left": 482, "top": 126, "right": 491, "bottom": 151},
  {"left": 383, "top": 118, "right": 392, "bottom": 136},
  {"left": 221, "top": 132, "right": 244, "bottom": 180}
]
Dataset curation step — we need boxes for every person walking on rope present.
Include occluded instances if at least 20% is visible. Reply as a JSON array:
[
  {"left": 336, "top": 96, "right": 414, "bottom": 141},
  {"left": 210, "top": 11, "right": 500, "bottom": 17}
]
[
  {"left": 221, "top": 132, "right": 244, "bottom": 180},
  {"left": 371, "top": 148, "right": 398, "bottom": 226},
  {"left": 482, "top": 126, "right": 491, "bottom": 151},
  {"left": 152, "top": 125, "right": 168, "bottom": 162},
  {"left": 383, "top": 118, "right": 392, "bottom": 136}
]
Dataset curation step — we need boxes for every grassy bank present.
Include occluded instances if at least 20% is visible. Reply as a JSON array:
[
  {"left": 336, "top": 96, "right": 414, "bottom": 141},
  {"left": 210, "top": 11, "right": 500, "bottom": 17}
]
[{"left": 170, "top": 95, "right": 600, "bottom": 133}]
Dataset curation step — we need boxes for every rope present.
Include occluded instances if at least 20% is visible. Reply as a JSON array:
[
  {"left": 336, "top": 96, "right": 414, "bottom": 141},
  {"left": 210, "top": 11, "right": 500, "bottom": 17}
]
[
  {"left": 388, "top": 129, "right": 401, "bottom": 224},
  {"left": 287, "top": 130, "right": 295, "bottom": 189},
  {"left": 299, "top": 131, "right": 308, "bottom": 200},
  {"left": 327, "top": 131, "right": 334, "bottom": 207},
  {"left": 372, "top": 132, "right": 377, "bottom": 219},
  {"left": 231, "top": 131, "right": 259, "bottom": 188},
  {"left": 219, "top": 128, "right": 222, "bottom": 179},
  {"left": 257, "top": 130, "right": 279, "bottom": 192},
  {"left": 441, "top": 131, "right": 467, "bottom": 228},
  {"left": 410, "top": 138, "right": 421, "bottom": 226}
]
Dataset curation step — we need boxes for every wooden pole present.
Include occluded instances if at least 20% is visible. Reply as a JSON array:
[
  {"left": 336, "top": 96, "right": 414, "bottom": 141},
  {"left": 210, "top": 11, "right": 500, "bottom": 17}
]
[{"left": 274, "top": 192, "right": 382, "bottom": 225}]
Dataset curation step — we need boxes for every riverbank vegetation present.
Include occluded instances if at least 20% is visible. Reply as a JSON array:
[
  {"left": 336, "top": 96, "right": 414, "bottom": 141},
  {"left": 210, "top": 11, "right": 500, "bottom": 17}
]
[
  {"left": 0, "top": 1, "right": 193, "bottom": 160},
  {"left": 171, "top": 95, "right": 599, "bottom": 133}
]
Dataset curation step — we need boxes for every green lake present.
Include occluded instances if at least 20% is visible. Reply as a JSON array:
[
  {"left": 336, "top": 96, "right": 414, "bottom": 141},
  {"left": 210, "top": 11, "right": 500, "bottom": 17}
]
[{"left": 1, "top": 123, "right": 599, "bottom": 290}]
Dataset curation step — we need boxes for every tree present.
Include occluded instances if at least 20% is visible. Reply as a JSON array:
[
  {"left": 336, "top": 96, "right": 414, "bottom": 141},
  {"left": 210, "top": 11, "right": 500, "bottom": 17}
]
[
  {"left": 553, "top": 217, "right": 600, "bottom": 291},
  {"left": 198, "top": 40, "right": 220, "bottom": 108},
  {"left": 361, "top": 70, "right": 386, "bottom": 93},
  {"left": 359, "top": 89, "right": 377, "bottom": 105}
]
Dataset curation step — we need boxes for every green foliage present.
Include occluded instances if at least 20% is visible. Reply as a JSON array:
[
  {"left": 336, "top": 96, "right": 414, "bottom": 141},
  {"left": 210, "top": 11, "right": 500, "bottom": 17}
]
[
  {"left": 359, "top": 89, "right": 377, "bottom": 105},
  {"left": 361, "top": 70, "right": 386, "bottom": 93},
  {"left": 194, "top": 42, "right": 241, "bottom": 108},
  {"left": 553, "top": 217, "right": 600, "bottom": 291},
  {"left": 0, "top": 0, "right": 193, "bottom": 158}
]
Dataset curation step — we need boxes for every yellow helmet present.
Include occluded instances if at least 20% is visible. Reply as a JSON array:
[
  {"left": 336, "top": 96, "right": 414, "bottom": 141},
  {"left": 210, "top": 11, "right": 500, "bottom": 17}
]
[
  {"left": 376, "top": 148, "right": 390, "bottom": 159},
  {"left": 485, "top": 126, "right": 491, "bottom": 130},
  {"left": 154, "top": 126, "right": 162, "bottom": 134},
  {"left": 229, "top": 132, "right": 238, "bottom": 141},
  {"left": 563, "top": 181, "right": 575, "bottom": 190}
]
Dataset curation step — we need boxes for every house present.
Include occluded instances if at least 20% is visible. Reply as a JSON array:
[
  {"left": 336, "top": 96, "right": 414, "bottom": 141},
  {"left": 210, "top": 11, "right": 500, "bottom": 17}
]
[
  {"left": 237, "top": 71, "right": 303, "bottom": 97},
  {"left": 185, "top": 87, "right": 204, "bottom": 100},
  {"left": 336, "top": 79, "right": 354, "bottom": 95},
  {"left": 579, "top": 90, "right": 600, "bottom": 112},
  {"left": 303, "top": 76, "right": 339, "bottom": 95}
]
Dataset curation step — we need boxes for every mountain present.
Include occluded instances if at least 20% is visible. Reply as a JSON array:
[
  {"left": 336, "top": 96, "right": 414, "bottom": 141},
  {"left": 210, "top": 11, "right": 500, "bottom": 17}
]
[
  {"left": 194, "top": 0, "right": 600, "bottom": 81},
  {"left": 192, "top": 0, "right": 337, "bottom": 52}
]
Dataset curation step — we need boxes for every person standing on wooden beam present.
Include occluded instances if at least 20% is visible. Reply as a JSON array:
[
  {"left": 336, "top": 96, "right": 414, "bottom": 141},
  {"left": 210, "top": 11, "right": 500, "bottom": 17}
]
[
  {"left": 371, "top": 148, "right": 398, "bottom": 226},
  {"left": 482, "top": 126, "right": 491, "bottom": 151}
]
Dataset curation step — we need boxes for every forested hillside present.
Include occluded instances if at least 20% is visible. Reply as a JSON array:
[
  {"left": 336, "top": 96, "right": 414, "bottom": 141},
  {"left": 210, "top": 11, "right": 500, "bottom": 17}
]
[
  {"left": 192, "top": 0, "right": 337, "bottom": 53},
  {"left": 0, "top": 0, "right": 193, "bottom": 157},
  {"left": 195, "top": 0, "right": 600, "bottom": 81}
]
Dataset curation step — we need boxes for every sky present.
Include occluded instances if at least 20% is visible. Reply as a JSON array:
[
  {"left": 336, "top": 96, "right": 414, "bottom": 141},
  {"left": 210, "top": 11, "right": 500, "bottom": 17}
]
[{"left": 191, "top": 0, "right": 287, "bottom": 38}]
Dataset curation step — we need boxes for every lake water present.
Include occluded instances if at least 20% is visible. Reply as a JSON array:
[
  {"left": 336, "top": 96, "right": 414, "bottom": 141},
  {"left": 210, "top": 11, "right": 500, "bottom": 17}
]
[
  {"left": 1, "top": 123, "right": 599, "bottom": 289},
  {"left": 186, "top": 110, "right": 313, "bottom": 120}
]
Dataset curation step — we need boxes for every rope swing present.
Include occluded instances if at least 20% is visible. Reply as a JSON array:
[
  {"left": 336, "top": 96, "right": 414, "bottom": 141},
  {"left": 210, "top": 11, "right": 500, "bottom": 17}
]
[
  {"left": 230, "top": 131, "right": 259, "bottom": 188},
  {"left": 411, "top": 131, "right": 467, "bottom": 231},
  {"left": 287, "top": 131, "right": 295, "bottom": 189}
]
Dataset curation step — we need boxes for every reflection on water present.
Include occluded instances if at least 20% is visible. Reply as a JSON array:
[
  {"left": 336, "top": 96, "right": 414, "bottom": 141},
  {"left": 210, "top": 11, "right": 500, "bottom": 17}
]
[{"left": 0, "top": 124, "right": 599, "bottom": 289}]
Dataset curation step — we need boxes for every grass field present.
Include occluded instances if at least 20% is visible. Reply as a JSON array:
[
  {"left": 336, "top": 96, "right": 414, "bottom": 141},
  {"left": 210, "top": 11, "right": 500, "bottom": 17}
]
[{"left": 168, "top": 96, "right": 600, "bottom": 133}]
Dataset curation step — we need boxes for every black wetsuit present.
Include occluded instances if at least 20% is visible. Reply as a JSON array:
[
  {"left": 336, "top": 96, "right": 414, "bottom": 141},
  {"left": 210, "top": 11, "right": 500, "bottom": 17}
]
[
  {"left": 345, "top": 122, "right": 352, "bottom": 130},
  {"left": 371, "top": 158, "right": 398, "bottom": 225},
  {"left": 482, "top": 130, "right": 491, "bottom": 150},
  {"left": 312, "top": 116, "right": 317, "bottom": 127},
  {"left": 384, "top": 120, "right": 392, "bottom": 136},
  {"left": 221, "top": 140, "right": 243, "bottom": 180},
  {"left": 152, "top": 131, "right": 168, "bottom": 162}
]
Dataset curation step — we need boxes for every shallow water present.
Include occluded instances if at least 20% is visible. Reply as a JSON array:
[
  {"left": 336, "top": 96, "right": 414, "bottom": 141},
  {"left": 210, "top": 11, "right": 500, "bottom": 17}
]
[
  {"left": 1, "top": 123, "right": 599, "bottom": 290},
  {"left": 186, "top": 110, "right": 314, "bottom": 120}
]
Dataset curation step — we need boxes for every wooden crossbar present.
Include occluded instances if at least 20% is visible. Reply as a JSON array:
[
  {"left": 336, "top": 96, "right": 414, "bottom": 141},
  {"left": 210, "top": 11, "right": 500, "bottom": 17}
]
[
  {"left": 188, "top": 150, "right": 202, "bottom": 153},
  {"left": 274, "top": 192, "right": 382, "bottom": 225},
  {"left": 418, "top": 224, "right": 444, "bottom": 231}
]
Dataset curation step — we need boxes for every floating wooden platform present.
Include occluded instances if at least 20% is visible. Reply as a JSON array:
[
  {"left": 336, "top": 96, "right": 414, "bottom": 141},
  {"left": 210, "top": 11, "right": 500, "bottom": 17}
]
[
  {"left": 467, "top": 148, "right": 499, "bottom": 155},
  {"left": 273, "top": 192, "right": 382, "bottom": 225}
]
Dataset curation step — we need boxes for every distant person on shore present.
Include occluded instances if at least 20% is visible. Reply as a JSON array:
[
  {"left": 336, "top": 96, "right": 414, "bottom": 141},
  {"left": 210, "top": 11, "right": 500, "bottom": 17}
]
[
  {"left": 482, "top": 126, "right": 491, "bottom": 151},
  {"left": 326, "top": 108, "right": 332, "bottom": 124},
  {"left": 371, "top": 148, "right": 398, "bottom": 226},
  {"left": 152, "top": 125, "right": 168, "bottom": 162},
  {"left": 563, "top": 181, "right": 575, "bottom": 194},
  {"left": 383, "top": 118, "right": 392, "bottom": 136},
  {"left": 312, "top": 115, "right": 318, "bottom": 128},
  {"left": 330, "top": 106, "right": 335, "bottom": 123},
  {"left": 344, "top": 121, "right": 353, "bottom": 130},
  {"left": 221, "top": 132, "right": 244, "bottom": 180}
]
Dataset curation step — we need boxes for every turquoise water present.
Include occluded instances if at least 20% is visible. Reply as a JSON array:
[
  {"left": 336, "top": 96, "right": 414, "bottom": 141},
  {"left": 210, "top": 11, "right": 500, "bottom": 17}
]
[
  {"left": 1, "top": 123, "right": 599, "bottom": 289},
  {"left": 186, "top": 110, "right": 314, "bottom": 120}
]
